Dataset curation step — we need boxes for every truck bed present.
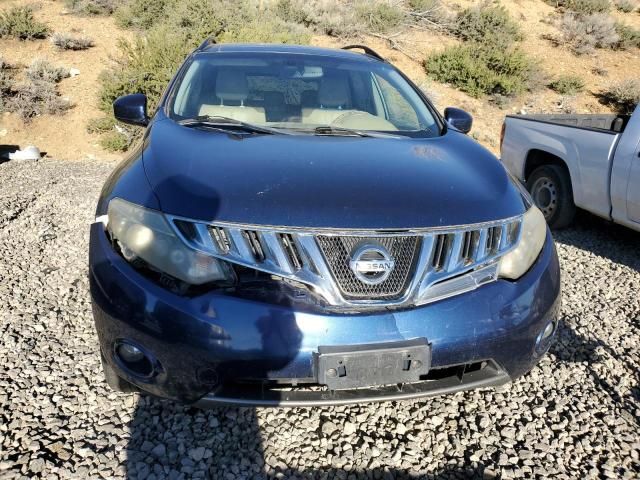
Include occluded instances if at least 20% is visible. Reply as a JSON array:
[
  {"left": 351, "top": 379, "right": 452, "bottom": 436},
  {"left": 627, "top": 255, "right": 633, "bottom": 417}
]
[{"left": 509, "top": 113, "right": 630, "bottom": 133}]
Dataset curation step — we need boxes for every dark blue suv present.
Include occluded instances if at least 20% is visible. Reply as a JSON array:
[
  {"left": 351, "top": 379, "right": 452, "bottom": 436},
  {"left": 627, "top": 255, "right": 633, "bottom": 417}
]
[{"left": 89, "top": 43, "right": 561, "bottom": 407}]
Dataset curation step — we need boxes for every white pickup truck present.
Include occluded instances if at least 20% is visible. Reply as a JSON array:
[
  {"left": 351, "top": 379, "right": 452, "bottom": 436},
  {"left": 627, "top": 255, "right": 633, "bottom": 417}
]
[{"left": 500, "top": 105, "right": 640, "bottom": 231}]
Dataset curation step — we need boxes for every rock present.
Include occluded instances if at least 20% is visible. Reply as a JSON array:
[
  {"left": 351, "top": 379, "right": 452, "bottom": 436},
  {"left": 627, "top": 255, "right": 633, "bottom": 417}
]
[
  {"left": 343, "top": 422, "right": 356, "bottom": 435},
  {"left": 189, "top": 447, "right": 205, "bottom": 462},
  {"left": 151, "top": 444, "right": 166, "bottom": 458},
  {"left": 321, "top": 421, "right": 338, "bottom": 436}
]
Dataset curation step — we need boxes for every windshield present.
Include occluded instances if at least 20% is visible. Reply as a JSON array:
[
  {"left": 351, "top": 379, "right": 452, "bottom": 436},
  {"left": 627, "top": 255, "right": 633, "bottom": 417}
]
[{"left": 169, "top": 52, "right": 440, "bottom": 136}]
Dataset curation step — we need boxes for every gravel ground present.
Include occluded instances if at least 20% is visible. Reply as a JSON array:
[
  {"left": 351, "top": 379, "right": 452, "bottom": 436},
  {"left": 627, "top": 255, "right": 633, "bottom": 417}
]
[{"left": 0, "top": 158, "right": 639, "bottom": 480}]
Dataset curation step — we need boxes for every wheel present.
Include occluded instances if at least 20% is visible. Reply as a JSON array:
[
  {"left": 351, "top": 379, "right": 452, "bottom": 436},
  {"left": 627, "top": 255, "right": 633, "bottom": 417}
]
[
  {"left": 101, "top": 353, "right": 139, "bottom": 393},
  {"left": 526, "top": 165, "right": 576, "bottom": 229}
]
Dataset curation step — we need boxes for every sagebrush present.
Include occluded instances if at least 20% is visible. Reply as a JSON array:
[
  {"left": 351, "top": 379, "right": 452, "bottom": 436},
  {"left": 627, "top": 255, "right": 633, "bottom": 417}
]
[
  {"left": 64, "top": 0, "right": 119, "bottom": 15},
  {"left": 356, "top": 1, "right": 405, "bottom": 34},
  {"left": 274, "top": 0, "right": 360, "bottom": 37},
  {"left": 1, "top": 80, "right": 72, "bottom": 121},
  {"left": 548, "top": 0, "right": 611, "bottom": 14},
  {"left": 615, "top": 22, "right": 640, "bottom": 49},
  {"left": 599, "top": 79, "right": 640, "bottom": 113},
  {"left": 556, "top": 12, "right": 619, "bottom": 54},
  {"left": 26, "top": 60, "right": 70, "bottom": 83},
  {"left": 613, "top": 0, "right": 636, "bottom": 12},
  {"left": 51, "top": 32, "right": 95, "bottom": 50}
]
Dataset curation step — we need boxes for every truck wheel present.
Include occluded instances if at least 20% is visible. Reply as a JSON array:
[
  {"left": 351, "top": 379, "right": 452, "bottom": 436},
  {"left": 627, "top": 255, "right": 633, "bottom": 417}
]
[
  {"left": 101, "top": 353, "right": 139, "bottom": 393},
  {"left": 526, "top": 165, "right": 576, "bottom": 229}
]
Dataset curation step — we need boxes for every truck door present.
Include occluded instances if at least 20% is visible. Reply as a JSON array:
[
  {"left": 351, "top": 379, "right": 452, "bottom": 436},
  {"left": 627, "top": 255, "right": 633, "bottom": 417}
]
[
  {"left": 610, "top": 105, "right": 640, "bottom": 229},
  {"left": 626, "top": 141, "right": 640, "bottom": 224}
]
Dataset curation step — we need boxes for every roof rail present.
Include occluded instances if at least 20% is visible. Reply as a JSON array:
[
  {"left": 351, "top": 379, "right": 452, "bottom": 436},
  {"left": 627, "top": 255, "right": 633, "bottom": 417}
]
[
  {"left": 196, "top": 36, "right": 216, "bottom": 51},
  {"left": 341, "top": 45, "right": 385, "bottom": 62}
]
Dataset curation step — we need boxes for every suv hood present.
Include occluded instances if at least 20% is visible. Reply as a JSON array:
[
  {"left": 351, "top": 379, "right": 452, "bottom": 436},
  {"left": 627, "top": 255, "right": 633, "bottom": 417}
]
[{"left": 142, "top": 120, "right": 525, "bottom": 229}]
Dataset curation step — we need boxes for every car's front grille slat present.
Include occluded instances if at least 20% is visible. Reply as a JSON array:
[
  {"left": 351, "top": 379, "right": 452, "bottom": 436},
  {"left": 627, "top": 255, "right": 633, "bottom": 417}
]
[{"left": 173, "top": 215, "right": 524, "bottom": 309}]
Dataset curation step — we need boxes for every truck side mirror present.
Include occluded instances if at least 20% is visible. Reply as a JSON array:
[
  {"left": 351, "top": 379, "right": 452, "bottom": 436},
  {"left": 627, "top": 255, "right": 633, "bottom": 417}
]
[
  {"left": 444, "top": 107, "right": 473, "bottom": 134},
  {"left": 113, "top": 93, "right": 149, "bottom": 127}
]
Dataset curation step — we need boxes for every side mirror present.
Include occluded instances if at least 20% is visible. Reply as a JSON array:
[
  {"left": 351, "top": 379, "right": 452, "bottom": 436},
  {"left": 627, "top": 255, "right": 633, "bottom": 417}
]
[
  {"left": 113, "top": 94, "right": 149, "bottom": 127},
  {"left": 444, "top": 107, "right": 473, "bottom": 134}
]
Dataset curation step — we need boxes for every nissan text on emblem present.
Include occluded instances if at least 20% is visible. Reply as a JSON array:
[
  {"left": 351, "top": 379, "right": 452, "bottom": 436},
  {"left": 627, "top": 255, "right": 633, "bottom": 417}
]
[{"left": 349, "top": 245, "right": 396, "bottom": 285}]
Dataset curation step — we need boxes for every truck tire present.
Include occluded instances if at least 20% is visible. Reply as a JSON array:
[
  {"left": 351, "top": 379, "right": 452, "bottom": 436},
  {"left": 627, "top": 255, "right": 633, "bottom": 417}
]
[
  {"left": 526, "top": 165, "right": 576, "bottom": 229},
  {"left": 101, "top": 353, "right": 139, "bottom": 393}
]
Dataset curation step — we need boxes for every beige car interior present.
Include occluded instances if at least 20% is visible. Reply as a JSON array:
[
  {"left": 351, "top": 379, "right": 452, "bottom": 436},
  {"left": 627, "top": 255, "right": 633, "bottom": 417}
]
[
  {"left": 198, "top": 70, "right": 397, "bottom": 130},
  {"left": 302, "top": 75, "right": 397, "bottom": 130},
  {"left": 199, "top": 70, "right": 266, "bottom": 123}
]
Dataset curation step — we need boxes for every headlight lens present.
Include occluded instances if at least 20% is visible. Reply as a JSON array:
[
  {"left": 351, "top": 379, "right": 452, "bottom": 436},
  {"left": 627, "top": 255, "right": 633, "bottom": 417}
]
[
  {"left": 498, "top": 205, "right": 547, "bottom": 280},
  {"left": 107, "top": 198, "right": 229, "bottom": 285}
]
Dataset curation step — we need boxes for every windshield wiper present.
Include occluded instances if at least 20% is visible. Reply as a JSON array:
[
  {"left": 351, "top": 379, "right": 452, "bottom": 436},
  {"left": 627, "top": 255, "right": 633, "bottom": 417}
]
[
  {"left": 313, "top": 125, "right": 400, "bottom": 139},
  {"left": 178, "top": 116, "right": 287, "bottom": 135}
]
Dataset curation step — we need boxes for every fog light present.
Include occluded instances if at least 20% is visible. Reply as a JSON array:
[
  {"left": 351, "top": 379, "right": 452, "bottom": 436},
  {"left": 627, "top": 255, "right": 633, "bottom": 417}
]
[
  {"left": 541, "top": 321, "right": 555, "bottom": 341},
  {"left": 117, "top": 343, "right": 145, "bottom": 363},
  {"left": 535, "top": 321, "right": 556, "bottom": 353}
]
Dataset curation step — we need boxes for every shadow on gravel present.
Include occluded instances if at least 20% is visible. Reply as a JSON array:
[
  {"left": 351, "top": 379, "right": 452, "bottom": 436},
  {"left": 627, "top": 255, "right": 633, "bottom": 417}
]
[
  {"left": 125, "top": 396, "right": 493, "bottom": 479},
  {"left": 550, "top": 321, "right": 640, "bottom": 428},
  {"left": 552, "top": 210, "right": 640, "bottom": 272}
]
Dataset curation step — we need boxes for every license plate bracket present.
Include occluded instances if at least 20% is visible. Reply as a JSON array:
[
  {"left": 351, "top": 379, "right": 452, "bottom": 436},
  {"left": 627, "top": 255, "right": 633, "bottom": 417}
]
[{"left": 316, "top": 338, "right": 431, "bottom": 390}]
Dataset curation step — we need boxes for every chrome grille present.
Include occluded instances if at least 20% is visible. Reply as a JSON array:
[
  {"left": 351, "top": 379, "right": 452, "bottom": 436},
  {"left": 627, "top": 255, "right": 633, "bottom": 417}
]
[
  {"left": 316, "top": 236, "right": 420, "bottom": 300},
  {"left": 167, "top": 215, "right": 524, "bottom": 309}
]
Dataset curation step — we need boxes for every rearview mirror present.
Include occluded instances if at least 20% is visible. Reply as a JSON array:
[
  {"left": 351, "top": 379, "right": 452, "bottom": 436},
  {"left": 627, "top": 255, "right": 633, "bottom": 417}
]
[
  {"left": 113, "top": 94, "right": 149, "bottom": 127},
  {"left": 444, "top": 107, "right": 473, "bottom": 134}
]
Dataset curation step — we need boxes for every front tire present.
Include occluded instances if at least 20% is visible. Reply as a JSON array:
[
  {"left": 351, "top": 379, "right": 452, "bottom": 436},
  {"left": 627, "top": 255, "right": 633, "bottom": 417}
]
[{"left": 526, "top": 165, "right": 576, "bottom": 229}]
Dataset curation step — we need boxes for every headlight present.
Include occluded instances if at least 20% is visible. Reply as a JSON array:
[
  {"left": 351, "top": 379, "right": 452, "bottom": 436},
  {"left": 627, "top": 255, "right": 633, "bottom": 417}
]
[
  {"left": 498, "top": 205, "right": 547, "bottom": 280},
  {"left": 106, "top": 198, "right": 230, "bottom": 285}
]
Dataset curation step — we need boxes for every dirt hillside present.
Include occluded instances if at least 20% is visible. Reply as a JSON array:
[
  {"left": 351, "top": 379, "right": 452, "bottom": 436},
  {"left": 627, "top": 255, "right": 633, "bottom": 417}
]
[{"left": 1, "top": 0, "right": 639, "bottom": 160}]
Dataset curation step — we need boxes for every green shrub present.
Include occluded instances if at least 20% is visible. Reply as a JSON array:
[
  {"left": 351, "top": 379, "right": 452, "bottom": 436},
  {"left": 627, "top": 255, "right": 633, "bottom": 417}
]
[
  {"left": 599, "top": 79, "right": 640, "bottom": 113},
  {"left": 425, "top": 43, "right": 535, "bottom": 97},
  {"left": 549, "top": 75, "right": 586, "bottom": 94},
  {"left": 454, "top": 2, "right": 522, "bottom": 47},
  {"left": 557, "top": 12, "right": 619, "bottom": 54},
  {"left": 614, "top": 0, "right": 636, "bottom": 12},
  {"left": 615, "top": 22, "right": 640, "bottom": 49},
  {"left": 218, "top": 19, "right": 310, "bottom": 44},
  {"left": 549, "top": 0, "right": 611, "bottom": 14},
  {"left": 99, "top": 29, "right": 192, "bottom": 112},
  {"left": 408, "top": 0, "right": 439, "bottom": 11},
  {"left": 274, "top": 0, "right": 360, "bottom": 37},
  {"left": 51, "top": 32, "right": 95, "bottom": 50},
  {"left": 356, "top": 1, "right": 405, "bottom": 34},
  {"left": 0, "top": 7, "right": 50, "bottom": 40},
  {"left": 114, "top": 0, "right": 170, "bottom": 30},
  {"left": 64, "top": 0, "right": 119, "bottom": 15},
  {"left": 100, "top": 131, "right": 130, "bottom": 152},
  {"left": 101, "top": 0, "right": 313, "bottom": 114},
  {"left": 87, "top": 116, "right": 116, "bottom": 133}
]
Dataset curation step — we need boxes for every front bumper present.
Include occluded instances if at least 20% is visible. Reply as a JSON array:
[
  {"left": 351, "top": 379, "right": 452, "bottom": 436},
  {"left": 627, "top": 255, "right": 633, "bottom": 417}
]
[{"left": 89, "top": 223, "right": 561, "bottom": 406}]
